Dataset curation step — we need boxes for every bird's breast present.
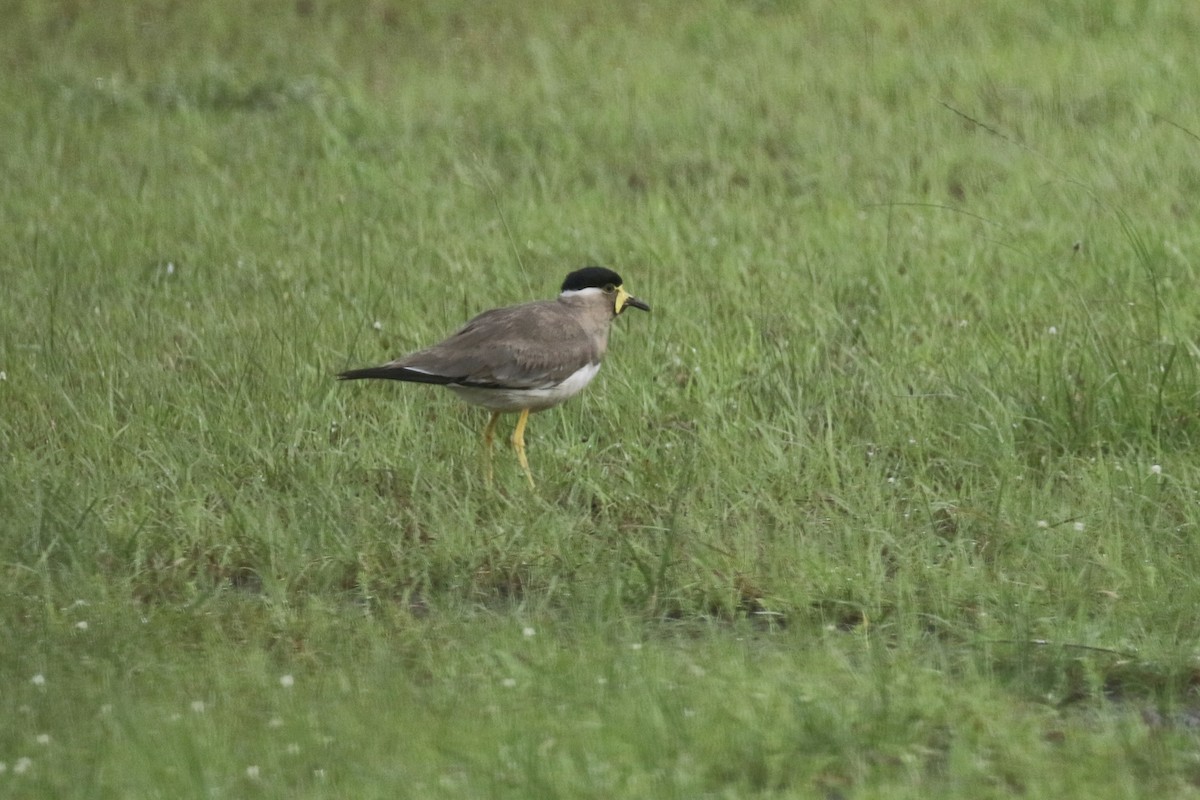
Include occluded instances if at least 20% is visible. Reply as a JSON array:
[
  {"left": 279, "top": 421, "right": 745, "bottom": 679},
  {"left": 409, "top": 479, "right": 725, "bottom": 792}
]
[{"left": 447, "top": 361, "right": 602, "bottom": 412}]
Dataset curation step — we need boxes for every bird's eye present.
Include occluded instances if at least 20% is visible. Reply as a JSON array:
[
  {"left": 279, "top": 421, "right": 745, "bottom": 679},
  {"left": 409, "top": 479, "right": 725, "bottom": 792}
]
[{"left": 603, "top": 284, "right": 617, "bottom": 293}]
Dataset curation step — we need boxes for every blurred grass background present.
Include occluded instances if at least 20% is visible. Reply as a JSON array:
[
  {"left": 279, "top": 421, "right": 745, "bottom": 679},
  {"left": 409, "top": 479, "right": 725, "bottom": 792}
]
[{"left": 3, "top": 0, "right": 1200, "bottom": 796}]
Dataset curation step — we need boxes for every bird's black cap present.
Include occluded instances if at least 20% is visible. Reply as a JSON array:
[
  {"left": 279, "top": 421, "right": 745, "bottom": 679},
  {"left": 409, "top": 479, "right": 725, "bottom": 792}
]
[{"left": 561, "top": 266, "right": 623, "bottom": 293}]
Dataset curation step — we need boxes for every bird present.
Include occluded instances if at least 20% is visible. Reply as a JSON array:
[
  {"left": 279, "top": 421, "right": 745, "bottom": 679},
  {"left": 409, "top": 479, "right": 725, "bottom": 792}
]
[{"left": 338, "top": 266, "right": 650, "bottom": 488}]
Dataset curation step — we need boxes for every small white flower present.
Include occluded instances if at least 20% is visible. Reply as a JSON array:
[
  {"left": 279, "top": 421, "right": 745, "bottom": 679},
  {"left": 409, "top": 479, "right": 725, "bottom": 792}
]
[
  {"left": 0, "top": 370, "right": 7, "bottom": 381},
  {"left": 629, "top": 642, "right": 643, "bottom": 651},
  {"left": 75, "top": 620, "right": 89, "bottom": 631},
  {"left": 522, "top": 627, "right": 536, "bottom": 638},
  {"left": 1036, "top": 520, "right": 1049, "bottom": 529},
  {"left": 501, "top": 678, "right": 517, "bottom": 688},
  {"left": 14, "top": 757, "right": 32, "bottom": 775},
  {"left": 31, "top": 673, "right": 45, "bottom": 686},
  {"left": 279, "top": 674, "right": 295, "bottom": 688},
  {"left": 246, "top": 765, "right": 260, "bottom": 780},
  {"left": 191, "top": 700, "right": 206, "bottom": 713},
  {"left": 1073, "top": 522, "right": 1085, "bottom": 532},
  {"left": 313, "top": 768, "right": 327, "bottom": 779},
  {"left": 1047, "top": 326, "right": 1058, "bottom": 335},
  {"left": 36, "top": 734, "right": 50, "bottom": 745},
  {"left": 1151, "top": 464, "right": 1162, "bottom": 475},
  {"left": 372, "top": 320, "right": 383, "bottom": 331}
]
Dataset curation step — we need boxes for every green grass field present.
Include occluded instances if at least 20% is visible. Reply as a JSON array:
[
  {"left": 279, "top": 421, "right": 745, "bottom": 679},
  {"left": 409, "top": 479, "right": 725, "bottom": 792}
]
[{"left": 4, "top": 0, "right": 1200, "bottom": 796}]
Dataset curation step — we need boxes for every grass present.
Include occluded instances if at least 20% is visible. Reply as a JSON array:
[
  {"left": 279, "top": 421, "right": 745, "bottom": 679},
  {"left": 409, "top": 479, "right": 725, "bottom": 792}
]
[{"left": 3, "top": 0, "right": 1200, "bottom": 795}]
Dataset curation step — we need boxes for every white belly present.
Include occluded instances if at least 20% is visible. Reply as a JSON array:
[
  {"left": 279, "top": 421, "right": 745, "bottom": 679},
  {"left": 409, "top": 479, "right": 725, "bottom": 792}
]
[{"left": 447, "top": 362, "right": 601, "bottom": 412}]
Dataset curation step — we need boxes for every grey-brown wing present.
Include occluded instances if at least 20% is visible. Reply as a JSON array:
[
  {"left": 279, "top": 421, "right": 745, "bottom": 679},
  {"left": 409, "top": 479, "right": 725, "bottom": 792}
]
[{"left": 398, "top": 302, "right": 600, "bottom": 389}]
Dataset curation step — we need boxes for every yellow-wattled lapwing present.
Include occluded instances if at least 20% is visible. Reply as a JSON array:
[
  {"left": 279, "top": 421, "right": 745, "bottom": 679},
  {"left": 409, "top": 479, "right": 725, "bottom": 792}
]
[{"left": 338, "top": 266, "right": 649, "bottom": 488}]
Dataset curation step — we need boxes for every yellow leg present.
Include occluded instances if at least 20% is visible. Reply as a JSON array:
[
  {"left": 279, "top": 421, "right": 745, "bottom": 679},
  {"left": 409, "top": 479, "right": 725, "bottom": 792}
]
[
  {"left": 483, "top": 411, "right": 501, "bottom": 487},
  {"left": 511, "top": 408, "right": 535, "bottom": 489}
]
